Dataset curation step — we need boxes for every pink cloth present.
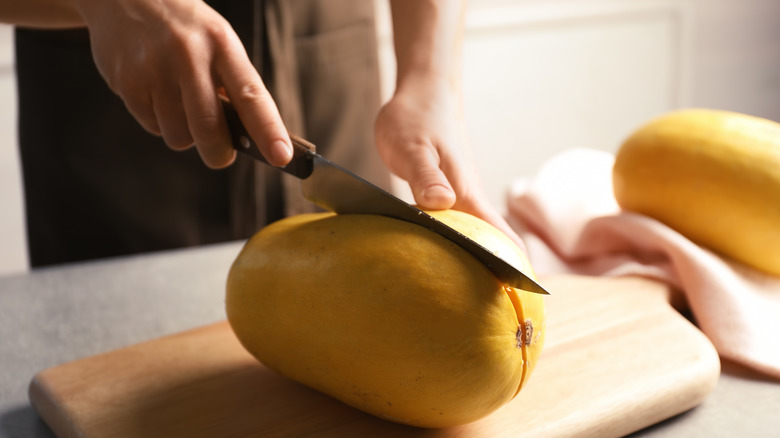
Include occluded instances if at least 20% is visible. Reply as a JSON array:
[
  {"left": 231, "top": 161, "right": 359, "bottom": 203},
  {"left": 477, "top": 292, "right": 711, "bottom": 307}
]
[{"left": 507, "top": 148, "right": 780, "bottom": 380}]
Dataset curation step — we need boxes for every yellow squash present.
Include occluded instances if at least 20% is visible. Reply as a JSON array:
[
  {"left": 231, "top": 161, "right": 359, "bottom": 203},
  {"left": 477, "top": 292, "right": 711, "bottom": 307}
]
[
  {"left": 613, "top": 109, "right": 780, "bottom": 276},
  {"left": 226, "top": 210, "right": 545, "bottom": 428}
]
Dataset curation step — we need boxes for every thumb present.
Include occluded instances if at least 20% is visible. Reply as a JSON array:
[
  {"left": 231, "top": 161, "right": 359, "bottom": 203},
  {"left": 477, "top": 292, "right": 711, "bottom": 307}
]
[{"left": 407, "top": 148, "right": 457, "bottom": 210}]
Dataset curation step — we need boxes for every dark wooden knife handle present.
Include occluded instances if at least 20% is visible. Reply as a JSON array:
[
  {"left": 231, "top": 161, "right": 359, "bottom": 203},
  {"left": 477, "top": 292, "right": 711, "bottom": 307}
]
[{"left": 220, "top": 98, "right": 315, "bottom": 179}]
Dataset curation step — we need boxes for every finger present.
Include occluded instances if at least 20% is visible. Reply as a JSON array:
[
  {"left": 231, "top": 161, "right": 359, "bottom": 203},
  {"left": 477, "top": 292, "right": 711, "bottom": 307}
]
[
  {"left": 151, "top": 86, "right": 195, "bottom": 151},
  {"left": 215, "top": 38, "right": 291, "bottom": 167},
  {"left": 405, "top": 145, "right": 457, "bottom": 210},
  {"left": 122, "top": 90, "right": 162, "bottom": 136},
  {"left": 181, "top": 66, "right": 236, "bottom": 169}
]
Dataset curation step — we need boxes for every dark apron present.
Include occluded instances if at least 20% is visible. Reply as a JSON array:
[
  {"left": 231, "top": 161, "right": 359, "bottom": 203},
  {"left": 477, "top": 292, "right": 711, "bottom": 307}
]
[{"left": 16, "top": 0, "right": 390, "bottom": 267}]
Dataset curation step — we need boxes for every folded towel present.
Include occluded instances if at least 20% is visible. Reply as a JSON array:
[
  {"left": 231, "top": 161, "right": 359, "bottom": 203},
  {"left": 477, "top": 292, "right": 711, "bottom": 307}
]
[{"left": 507, "top": 148, "right": 780, "bottom": 380}]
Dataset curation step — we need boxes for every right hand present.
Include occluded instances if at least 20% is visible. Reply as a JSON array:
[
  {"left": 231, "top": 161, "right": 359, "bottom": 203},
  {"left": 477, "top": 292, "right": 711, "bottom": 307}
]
[{"left": 76, "top": 0, "right": 292, "bottom": 168}]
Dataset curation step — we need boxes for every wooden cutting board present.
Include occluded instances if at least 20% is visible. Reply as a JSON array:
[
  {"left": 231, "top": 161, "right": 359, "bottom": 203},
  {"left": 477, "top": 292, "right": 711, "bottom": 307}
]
[{"left": 29, "top": 275, "right": 720, "bottom": 438}]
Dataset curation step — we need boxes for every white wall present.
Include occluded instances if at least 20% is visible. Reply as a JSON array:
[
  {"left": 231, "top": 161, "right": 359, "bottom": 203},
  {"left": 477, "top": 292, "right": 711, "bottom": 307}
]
[
  {"left": 1, "top": 0, "right": 778, "bottom": 275},
  {"left": 0, "top": 25, "right": 25, "bottom": 276},
  {"left": 688, "top": 0, "right": 780, "bottom": 120}
]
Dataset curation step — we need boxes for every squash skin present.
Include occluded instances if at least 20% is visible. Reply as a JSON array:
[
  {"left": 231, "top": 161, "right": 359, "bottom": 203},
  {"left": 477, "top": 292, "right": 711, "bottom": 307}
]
[
  {"left": 226, "top": 210, "right": 545, "bottom": 428},
  {"left": 613, "top": 109, "right": 780, "bottom": 276}
]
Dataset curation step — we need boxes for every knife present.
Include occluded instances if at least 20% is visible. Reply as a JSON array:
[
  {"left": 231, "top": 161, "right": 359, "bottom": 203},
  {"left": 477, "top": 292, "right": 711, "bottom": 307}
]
[{"left": 221, "top": 101, "right": 549, "bottom": 295}]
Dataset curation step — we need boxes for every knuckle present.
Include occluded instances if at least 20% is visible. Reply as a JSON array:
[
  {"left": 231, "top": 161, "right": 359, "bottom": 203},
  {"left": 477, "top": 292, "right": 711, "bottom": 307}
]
[
  {"left": 236, "top": 82, "right": 268, "bottom": 104},
  {"left": 256, "top": 118, "right": 286, "bottom": 136},
  {"left": 203, "top": 18, "right": 234, "bottom": 47},
  {"left": 412, "top": 168, "right": 445, "bottom": 187},
  {"left": 235, "top": 81, "right": 271, "bottom": 106},
  {"left": 159, "top": 23, "right": 193, "bottom": 54},
  {"left": 189, "top": 114, "right": 224, "bottom": 146},
  {"left": 189, "top": 111, "right": 221, "bottom": 133}
]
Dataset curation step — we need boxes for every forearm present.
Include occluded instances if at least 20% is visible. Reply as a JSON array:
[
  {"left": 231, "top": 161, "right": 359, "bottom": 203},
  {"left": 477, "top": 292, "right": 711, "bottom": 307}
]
[
  {"left": 388, "top": 0, "right": 466, "bottom": 94},
  {"left": 0, "top": 0, "right": 85, "bottom": 28}
]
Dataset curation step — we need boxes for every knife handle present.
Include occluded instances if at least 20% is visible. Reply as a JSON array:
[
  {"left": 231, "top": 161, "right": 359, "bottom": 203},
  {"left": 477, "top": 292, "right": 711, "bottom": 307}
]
[{"left": 221, "top": 99, "right": 315, "bottom": 179}]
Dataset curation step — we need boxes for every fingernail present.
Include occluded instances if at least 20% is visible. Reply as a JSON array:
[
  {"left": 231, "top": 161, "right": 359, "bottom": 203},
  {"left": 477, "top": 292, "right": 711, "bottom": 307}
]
[
  {"left": 271, "top": 140, "right": 292, "bottom": 166},
  {"left": 422, "top": 185, "right": 455, "bottom": 207}
]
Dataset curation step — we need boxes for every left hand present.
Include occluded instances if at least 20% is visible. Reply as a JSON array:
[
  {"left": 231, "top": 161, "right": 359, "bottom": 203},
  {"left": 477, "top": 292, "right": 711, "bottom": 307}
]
[{"left": 374, "top": 77, "right": 527, "bottom": 252}]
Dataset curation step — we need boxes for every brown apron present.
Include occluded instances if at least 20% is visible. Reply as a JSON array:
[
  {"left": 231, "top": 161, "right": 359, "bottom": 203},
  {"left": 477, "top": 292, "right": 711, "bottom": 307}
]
[{"left": 15, "top": 0, "right": 391, "bottom": 267}]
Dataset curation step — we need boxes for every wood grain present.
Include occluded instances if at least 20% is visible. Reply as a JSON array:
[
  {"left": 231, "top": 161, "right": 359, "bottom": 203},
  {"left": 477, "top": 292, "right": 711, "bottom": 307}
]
[{"left": 29, "top": 275, "right": 720, "bottom": 437}]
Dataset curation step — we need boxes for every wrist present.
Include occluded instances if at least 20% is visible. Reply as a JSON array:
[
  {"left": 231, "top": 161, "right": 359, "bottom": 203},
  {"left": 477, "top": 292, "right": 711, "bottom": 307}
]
[
  {"left": 396, "top": 64, "right": 460, "bottom": 91},
  {"left": 392, "top": 70, "right": 463, "bottom": 113},
  {"left": 389, "top": 0, "right": 465, "bottom": 101}
]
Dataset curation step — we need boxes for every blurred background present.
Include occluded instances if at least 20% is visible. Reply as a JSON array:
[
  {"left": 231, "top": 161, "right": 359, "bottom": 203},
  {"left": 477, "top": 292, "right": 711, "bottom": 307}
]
[{"left": 1, "top": 0, "right": 778, "bottom": 276}]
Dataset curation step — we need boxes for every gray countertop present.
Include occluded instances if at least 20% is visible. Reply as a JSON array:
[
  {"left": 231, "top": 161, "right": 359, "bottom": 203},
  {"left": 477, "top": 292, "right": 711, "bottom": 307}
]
[{"left": 1, "top": 242, "right": 778, "bottom": 437}]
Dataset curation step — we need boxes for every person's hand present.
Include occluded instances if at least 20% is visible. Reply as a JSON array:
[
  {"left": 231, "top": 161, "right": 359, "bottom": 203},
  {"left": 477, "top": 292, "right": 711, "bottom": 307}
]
[
  {"left": 76, "top": 0, "right": 292, "bottom": 168},
  {"left": 374, "top": 77, "right": 527, "bottom": 251}
]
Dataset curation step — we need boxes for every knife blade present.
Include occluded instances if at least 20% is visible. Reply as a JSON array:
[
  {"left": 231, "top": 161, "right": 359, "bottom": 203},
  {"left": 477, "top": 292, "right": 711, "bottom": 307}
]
[{"left": 221, "top": 101, "right": 548, "bottom": 295}]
